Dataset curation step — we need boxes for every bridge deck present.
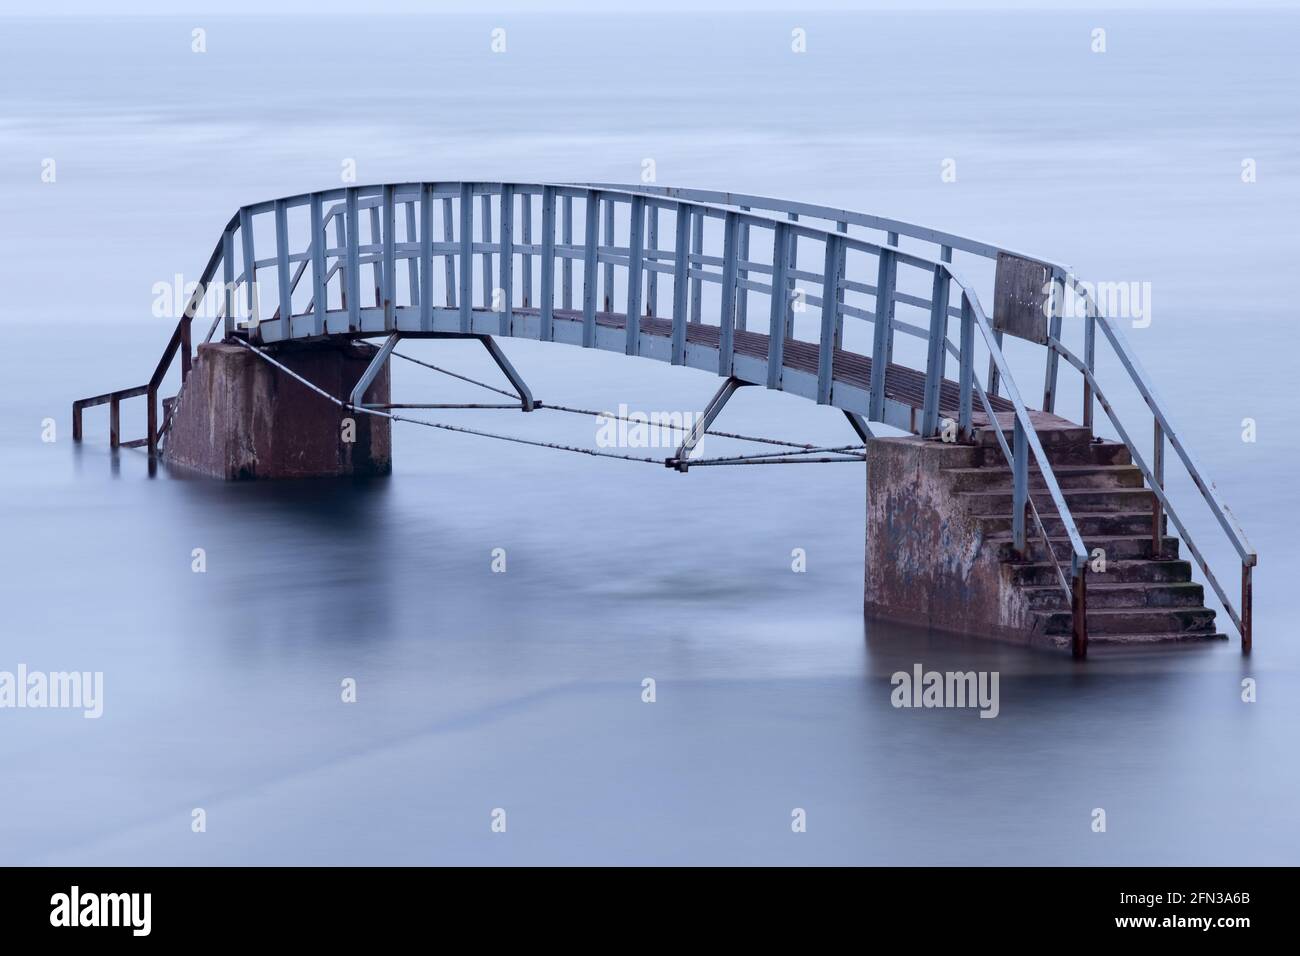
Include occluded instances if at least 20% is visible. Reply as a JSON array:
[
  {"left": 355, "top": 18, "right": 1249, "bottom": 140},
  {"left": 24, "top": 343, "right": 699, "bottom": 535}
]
[{"left": 508, "top": 307, "right": 1018, "bottom": 418}]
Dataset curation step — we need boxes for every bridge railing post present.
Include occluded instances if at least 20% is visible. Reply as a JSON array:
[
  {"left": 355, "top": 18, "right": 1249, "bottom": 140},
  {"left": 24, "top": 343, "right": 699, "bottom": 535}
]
[
  {"left": 718, "top": 210, "right": 740, "bottom": 377},
  {"left": 735, "top": 208, "right": 750, "bottom": 332},
  {"left": 1042, "top": 268, "right": 1064, "bottom": 413},
  {"left": 816, "top": 231, "right": 843, "bottom": 404},
  {"left": 868, "top": 247, "right": 896, "bottom": 421},
  {"left": 442, "top": 196, "right": 456, "bottom": 308},
  {"left": 1012, "top": 416, "right": 1028, "bottom": 553},
  {"left": 645, "top": 204, "right": 658, "bottom": 318},
  {"left": 239, "top": 206, "right": 260, "bottom": 330},
  {"left": 458, "top": 183, "right": 473, "bottom": 332},
  {"left": 275, "top": 200, "right": 293, "bottom": 338},
  {"left": 540, "top": 185, "right": 556, "bottom": 341},
  {"left": 480, "top": 193, "right": 494, "bottom": 308},
  {"left": 562, "top": 194, "right": 574, "bottom": 312},
  {"left": 420, "top": 184, "right": 435, "bottom": 332},
  {"left": 670, "top": 202, "right": 690, "bottom": 366},
  {"left": 625, "top": 195, "right": 645, "bottom": 356},
  {"left": 958, "top": 293, "right": 974, "bottom": 439},
  {"left": 690, "top": 209, "right": 704, "bottom": 323},
  {"left": 582, "top": 190, "right": 599, "bottom": 348},
  {"left": 834, "top": 221, "right": 848, "bottom": 349},
  {"left": 368, "top": 204, "right": 384, "bottom": 308},
  {"left": 344, "top": 189, "right": 360, "bottom": 331},
  {"left": 310, "top": 196, "right": 327, "bottom": 337},
  {"left": 1242, "top": 562, "right": 1253, "bottom": 654},
  {"left": 405, "top": 199, "right": 420, "bottom": 313},
  {"left": 520, "top": 191, "right": 533, "bottom": 309},
  {"left": 1152, "top": 418, "right": 1165, "bottom": 558},
  {"left": 783, "top": 212, "right": 798, "bottom": 338},
  {"left": 1082, "top": 305, "right": 1096, "bottom": 433},
  {"left": 601, "top": 198, "right": 614, "bottom": 312},
  {"left": 766, "top": 221, "right": 791, "bottom": 389},
  {"left": 920, "top": 264, "right": 951, "bottom": 437},
  {"left": 498, "top": 184, "right": 514, "bottom": 336},
  {"left": 381, "top": 186, "right": 396, "bottom": 331},
  {"left": 222, "top": 228, "right": 236, "bottom": 338}
]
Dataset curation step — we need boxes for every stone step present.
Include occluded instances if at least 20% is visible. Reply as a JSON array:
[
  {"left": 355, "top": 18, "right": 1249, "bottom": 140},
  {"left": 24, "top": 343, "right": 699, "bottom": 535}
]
[
  {"left": 1034, "top": 606, "right": 1218, "bottom": 636},
  {"left": 973, "top": 436, "right": 1132, "bottom": 468},
  {"left": 975, "top": 510, "right": 1164, "bottom": 537},
  {"left": 1039, "top": 630, "right": 1228, "bottom": 649},
  {"left": 943, "top": 463, "right": 1145, "bottom": 492},
  {"left": 994, "top": 534, "right": 1180, "bottom": 563},
  {"left": 960, "top": 487, "right": 1154, "bottom": 515},
  {"left": 1020, "top": 581, "right": 1205, "bottom": 611},
  {"left": 1009, "top": 558, "right": 1193, "bottom": 586}
]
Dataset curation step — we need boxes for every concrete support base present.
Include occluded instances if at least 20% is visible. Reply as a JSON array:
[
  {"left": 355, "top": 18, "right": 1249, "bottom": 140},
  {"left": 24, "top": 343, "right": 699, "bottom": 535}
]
[
  {"left": 864, "top": 435, "right": 1034, "bottom": 645},
  {"left": 162, "top": 340, "right": 392, "bottom": 480}
]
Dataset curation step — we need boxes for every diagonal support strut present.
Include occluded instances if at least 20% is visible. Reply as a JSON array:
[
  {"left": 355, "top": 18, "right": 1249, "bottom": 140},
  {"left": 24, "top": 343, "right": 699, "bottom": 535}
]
[{"left": 669, "top": 377, "right": 750, "bottom": 472}]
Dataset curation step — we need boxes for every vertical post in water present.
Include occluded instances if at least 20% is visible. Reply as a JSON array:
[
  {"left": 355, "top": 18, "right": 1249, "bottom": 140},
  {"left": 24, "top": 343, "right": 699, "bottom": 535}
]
[
  {"left": 868, "top": 247, "right": 896, "bottom": 421},
  {"left": 1152, "top": 419, "right": 1165, "bottom": 558},
  {"left": 1072, "top": 569, "right": 1088, "bottom": 660},
  {"left": 1242, "top": 563, "right": 1253, "bottom": 654},
  {"left": 1012, "top": 417, "right": 1028, "bottom": 554},
  {"left": 625, "top": 194, "right": 644, "bottom": 356}
]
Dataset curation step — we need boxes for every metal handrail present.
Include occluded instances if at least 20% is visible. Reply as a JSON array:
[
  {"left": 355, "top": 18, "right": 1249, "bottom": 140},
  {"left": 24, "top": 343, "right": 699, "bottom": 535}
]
[
  {"left": 591, "top": 183, "right": 1250, "bottom": 650},
  {"left": 79, "top": 180, "right": 1270, "bottom": 657}
]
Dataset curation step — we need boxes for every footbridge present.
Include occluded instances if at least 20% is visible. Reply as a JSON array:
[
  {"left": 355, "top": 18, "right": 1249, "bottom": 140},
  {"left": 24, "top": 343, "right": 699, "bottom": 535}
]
[{"left": 72, "top": 181, "right": 1255, "bottom": 658}]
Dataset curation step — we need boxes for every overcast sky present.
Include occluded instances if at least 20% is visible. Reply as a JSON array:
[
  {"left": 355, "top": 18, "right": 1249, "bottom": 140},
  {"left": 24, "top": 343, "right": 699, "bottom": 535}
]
[{"left": 8, "top": 0, "right": 1299, "bottom": 14}]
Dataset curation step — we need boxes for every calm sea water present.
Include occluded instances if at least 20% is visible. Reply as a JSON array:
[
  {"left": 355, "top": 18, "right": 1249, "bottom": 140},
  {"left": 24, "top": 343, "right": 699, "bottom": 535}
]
[{"left": 0, "top": 11, "right": 1297, "bottom": 865}]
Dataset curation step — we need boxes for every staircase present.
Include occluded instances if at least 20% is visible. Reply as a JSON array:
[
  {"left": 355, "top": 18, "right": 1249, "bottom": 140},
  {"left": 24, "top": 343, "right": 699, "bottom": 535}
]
[{"left": 941, "top": 418, "right": 1226, "bottom": 647}]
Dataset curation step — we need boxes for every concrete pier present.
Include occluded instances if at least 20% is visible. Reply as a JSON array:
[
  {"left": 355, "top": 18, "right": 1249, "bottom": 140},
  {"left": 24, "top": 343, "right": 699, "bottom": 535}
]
[
  {"left": 864, "top": 422, "right": 1226, "bottom": 649},
  {"left": 162, "top": 340, "right": 391, "bottom": 480}
]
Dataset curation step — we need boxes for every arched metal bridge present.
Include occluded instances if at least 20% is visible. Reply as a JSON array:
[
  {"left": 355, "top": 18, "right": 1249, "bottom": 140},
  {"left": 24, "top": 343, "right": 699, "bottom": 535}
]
[{"left": 71, "top": 181, "right": 1255, "bottom": 657}]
